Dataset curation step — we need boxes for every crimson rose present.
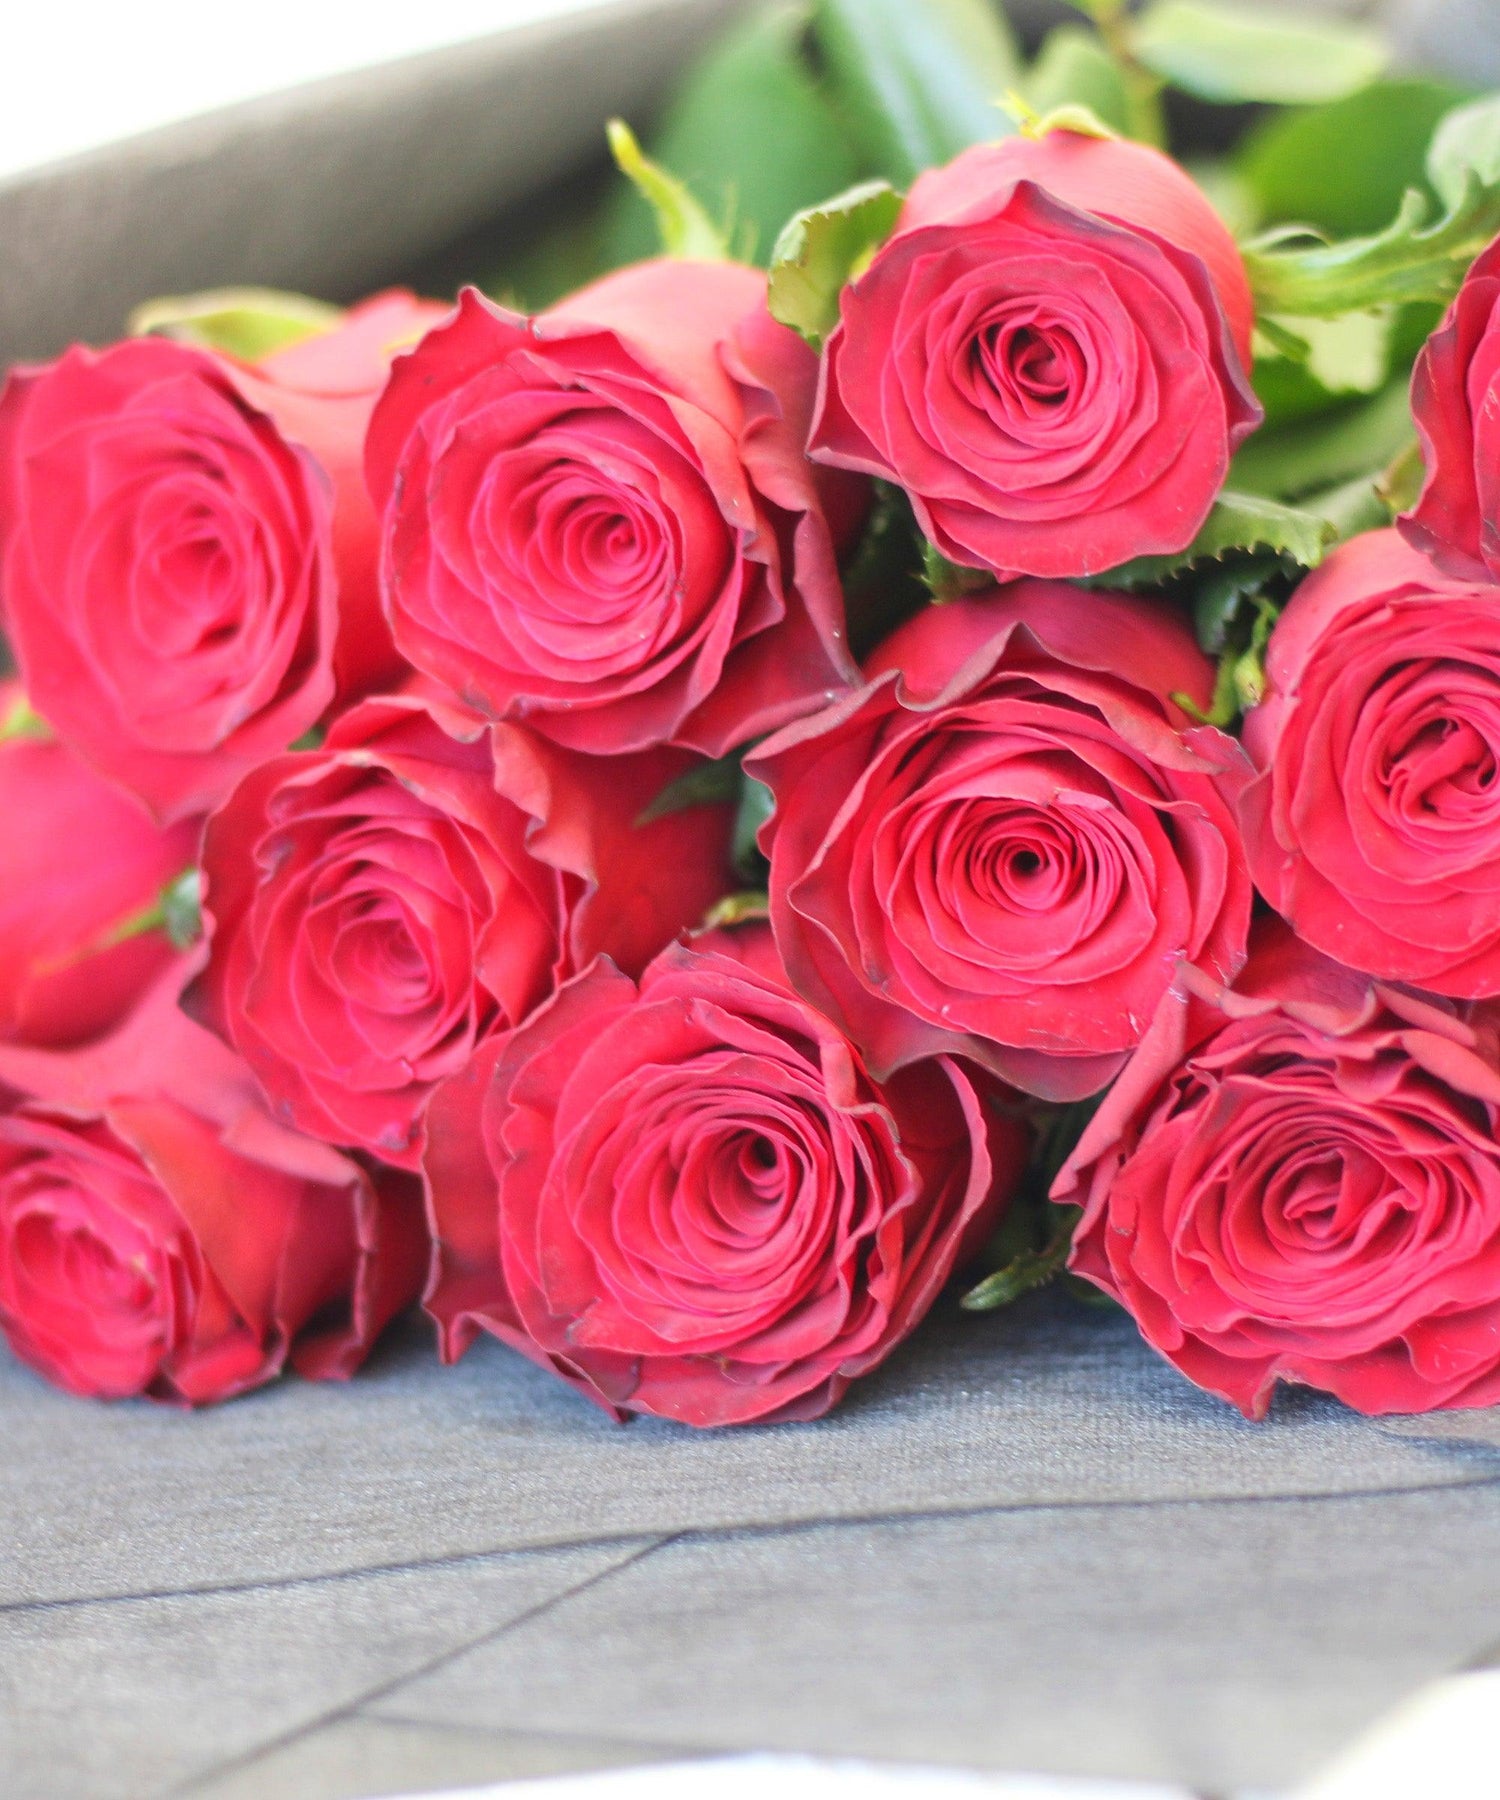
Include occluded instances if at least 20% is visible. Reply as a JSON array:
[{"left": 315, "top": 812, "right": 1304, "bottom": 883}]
[
  {"left": 1056, "top": 920, "right": 1500, "bottom": 1418},
  {"left": 750, "top": 583, "right": 1253, "bottom": 1099},
  {"left": 811, "top": 129, "right": 1260, "bottom": 579},
  {"left": 423, "top": 923, "right": 1026, "bottom": 1427},
  {"left": 1402, "top": 234, "right": 1500, "bottom": 582},
  {"left": 0, "top": 689, "right": 196, "bottom": 1047},
  {"left": 366, "top": 266, "right": 861, "bottom": 757},
  {"left": 0, "top": 961, "right": 426, "bottom": 1404},
  {"left": 1241, "top": 529, "right": 1500, "bottom": 996},
  {"left": 193, "top": 686, "right": 731, "bottom": 1169}
]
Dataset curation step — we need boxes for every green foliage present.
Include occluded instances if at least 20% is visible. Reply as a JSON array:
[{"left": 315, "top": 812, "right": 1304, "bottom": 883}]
[
  {"left": 1024, "top": 25, "right": 1133, "bottom": 138},
  {"left": 766, "top": 181, "right": 903, "bottom": 346},
  {"left": 127, "top": 288, "right": 340, "bottom": 361},
  {"left": 810, "top": 0, "right": 1021, "bottom": 184},
  {"left": 1129, "top": 0, "right": 1387, "bottom": 106},
  {"left": 1092, "top": 490, "right": 1337, "bottom": 591},
  {"left": 603, "top": 6, "right": 859, "bottom": 268},
  {"left": 1237, "top": 79, "right": 1468, "bottom": 240},
  {"left": 605, "top": 120, "right": 729, "bottom": 261},
  {"left": 1231, "top": 381, "right": 1417, "bottom": 502}
]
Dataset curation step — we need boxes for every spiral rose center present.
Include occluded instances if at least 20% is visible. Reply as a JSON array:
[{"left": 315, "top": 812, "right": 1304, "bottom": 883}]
[{"left": 971, "top": 309, "right": 1088, "bottom": 426}]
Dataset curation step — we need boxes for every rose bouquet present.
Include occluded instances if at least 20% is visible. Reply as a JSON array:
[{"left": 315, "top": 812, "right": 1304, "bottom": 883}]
[{"left": 5, "top": 0, "right": 1500, "bottom": 1427}]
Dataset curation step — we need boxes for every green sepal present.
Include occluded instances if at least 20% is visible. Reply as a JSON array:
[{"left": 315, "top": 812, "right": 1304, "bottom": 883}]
[
  {"left": 731, "top": 774, "right": 775, "bottom": 887},
  {"left": 605, "top": 119, "right": 729, "bottom": 262},
  {"left": 635, "top": 754, "right": 741, "bottom": 826},
  {"left": 922, "top": 541, "right": 992, "bottom": 603},
  {"left": 128, "top": 288, "right": 342, "bottom": 361},
  {"left": 766, "top": 180, "right": 903, "bottom": 347},
  {"left": 961, "top": 1204, "right": 1081, "bottom": 1312},
  {"left": 703, "top": 891, "right": 771, "bottom": 930},
  {"left": 0, "top": 693, "right": 52, "bottom": 745}
]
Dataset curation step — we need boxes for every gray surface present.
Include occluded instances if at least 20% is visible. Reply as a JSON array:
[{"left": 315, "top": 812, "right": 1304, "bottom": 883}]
[
  {"left": 2, "top": 1296, "right": 1494, "bottom": 1611},
  {"left": 0, "top": 0, "right": 739, "bottom": 364},
  {"left": 4, "top": 1294, "right": 1500, "bottom": 1799}
]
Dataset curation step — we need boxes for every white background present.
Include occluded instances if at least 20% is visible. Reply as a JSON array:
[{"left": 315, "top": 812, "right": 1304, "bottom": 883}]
[{"left": 0, "top": 0, "right": 612, "bottom": 181}]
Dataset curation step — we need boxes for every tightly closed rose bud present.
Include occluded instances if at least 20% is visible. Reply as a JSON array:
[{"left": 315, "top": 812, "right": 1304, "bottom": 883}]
[
  {"left": 0, "top": 689, "right": 196, "bottom": 1047},
  {"left": 0, "top": 338, "right": 337, "bottom": 823},
  {"left": 0, "top": 962, "right": 427, "bottom": 1404},
  {"left": 366, "top": 267, "right": 862, "bottom": 757},
  {"left": 749, "top": 583, "right": 1253, "bottom": 1099},
  {"left": 423, "top": 923, "right": 1027, "bottom": 1427},
  {"left": 192, "top": 685, "right": 732, "bottom": 1169},
  {"left": 1241, "top": 529, "right": 1500, "bottom": 996},
  {"left": 812, "top": 130, "right": 1260, "bottom": 579},
  {"left": 1055, "top": 920, "right": 1500, "bottom": 1418},
  {"left": 1402, "top": 234, "right": 1500, "bottom": 582},
  {"left": 228, "top": 290, "right": 450, "bottom": 696}
]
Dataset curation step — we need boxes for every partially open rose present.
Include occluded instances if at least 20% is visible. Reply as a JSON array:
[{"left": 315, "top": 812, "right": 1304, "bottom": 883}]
[
  {"left": 750, "top": 582, "right": 1253, "bottom": 1098},
  {"left": 193, "top": 686, "right": 732, "bottom": 1168},
  {"left": 423, "top": 923, "right": 1026, "bottom": 1427},
  {"left": 0, "top": 962, "right": 426, "bottom": 1404},
  {"left": 367, "top": 266, "right": 862, "bottom": 756},
  {"left": 811, "top": 130, "right": 1260, "bottom": 579},
  {"left": 1056, "top": 920, "right": 1500, "bottom": 1418}
]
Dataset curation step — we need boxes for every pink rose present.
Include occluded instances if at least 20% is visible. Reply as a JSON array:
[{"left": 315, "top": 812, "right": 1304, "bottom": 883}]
[
  {"left": 0, "top": 687, "right": 196, "bottom": 1046},
  {"left": 1241, "top": 528, "right": 1500, "bottom": 996},
  {"left": 423, "top": 923, "right": 1026, "bottom": 1426},
  {"left": 366, "top": 266, "right": 861, "bottom": 756},
  {"left": 193, "top": 685, "right": 732, "bottom": 1168},
  {"left": 811, "top": 131, "right": 1260, "bottom": 578},
  {"left": 0, "top": 961, "right": 426, "bottom": 1404},
  {"left": 1056, "top": 919, "right": 1500, "bottom": 1418},
  {"left": 749, "top": 583, "right": 1253, "bottom": 1098}
]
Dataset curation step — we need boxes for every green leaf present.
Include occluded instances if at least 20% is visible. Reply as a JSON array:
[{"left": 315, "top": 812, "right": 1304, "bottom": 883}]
[
  {"left": 1128, "top": 0, "right": 1387, "bottom": 106},
  {"left": 161, "top": 869, "right": 204, "bottom": 952},
  {"left": 127, "top": 288, "right": 341, "bottom": 362},
  {"left": 811, "top": 0, "right": 1022, "bottom": 185},
  {"left": 605, "top": 120, "right": 728, "bottom": 261},
  {"left": 961, "top": 1204, "right": 1079, "bottom": 1311},
  {"left": 1024, "top": 24, "right": 1133, "bottom": 138},
  {"left": 602, "top": 6, "right": 860, "bottom": 269},
  {"left": 922, "top": 541, "right": 992, "bottom": 602},
  {"left": 636, "top": 754, "right": 741, "bottom": 826},
  {"left": 732, "top": 774, "right": 775, "bottom": 886},
  {"left": 766, "top": 180, "right": 903, "bottom": 346},
  {"left": 1237, "top": 78, "right": 1468, "bottom": 240},
  {"left": 1192, "top": 554, "right": 1285, "bottom": 655},
  {"left": 1092, "top": 489, "right": 1336, "bottom": 589},
  {"left": 0, "top": 692, "right": 51, "bottom": 744},
  {"left": 1250, "top": 310, "right": 1397, "bottom": 428},
  {"left": 1231, "top": 380, "right": 1417, "bottom": 500},
  {"left": 1427, "top": 91, "right": 1500, "bottom": 211},
  {"left": 1242, "top": 175, "right": 1500, "bottom": 321}
]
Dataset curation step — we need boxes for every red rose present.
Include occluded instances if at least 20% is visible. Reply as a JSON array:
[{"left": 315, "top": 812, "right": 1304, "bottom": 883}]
[
  {"left": 366, "top": 267, "right": 861, "bottom": 757},
  {"left": 193, "top": 685, "right": 732, "bottom": 1169},
  {"left": 1241, "top": 528, "right": 1500, "bottom": 996},
  {"left": 811, "top": 130, "right": 1260, "bottom": 578},
  {"left": 1402, "top": 234, "right": 1500, "bottom": 582},
  {"left": 0, "top": 338, "right": 336, "bottom": 822},
  {"left": 228, "top": 290, "right": 449, "bottom": 696},
  {"left": 0, "top": 961, "right": 426, "bottom": 1404},
  {"left": 0, "top": 690, "right": 196, "bottom": 1047},
  {"left": 424, "top": 923, "right": 1026, "bottom": 1427},
  {"left": 749, "top": 583, "right": 1253, "bottom": 1099},
  {"left": 1055, "top": 919, "right": 1500, "bottom": 1418}
]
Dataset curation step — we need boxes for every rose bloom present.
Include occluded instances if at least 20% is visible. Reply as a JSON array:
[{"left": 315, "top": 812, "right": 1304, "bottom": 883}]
[
  {"left": 231, "top": 289, "right": 449, "bottom": 695},
  {"left": 193, "top": 685, "right": 732, "bottom": 1169},
  {"left": 366, "top": 265, "right": 862, "bottom": 757},
  {"left": 1055, "top": 919, "right": 1500, "bottom": 1418},
  {"left": 0, "top": 293, "right": 441, "bottom": 823},
  {"left": 0, "top": 687, "right": 196, "bottom": 1047},
  {"left": 0, "top": 962, "right": 426, "bottom": 1404},
  {"left": 1241, "top": 528, "right": 1500, "bottom": 996},
  {"left": 1402, "top": 233, "right": 1500, "bottom": 581},
  {"left": 749, "top": 583, "right": 1252, "bottom": 1099},
  {"left": 424, "top": 923, "right": 1026, "bottom": 1427},
  {"left": 811, "top": 129, "right": 1261, "bottom": 579}
]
